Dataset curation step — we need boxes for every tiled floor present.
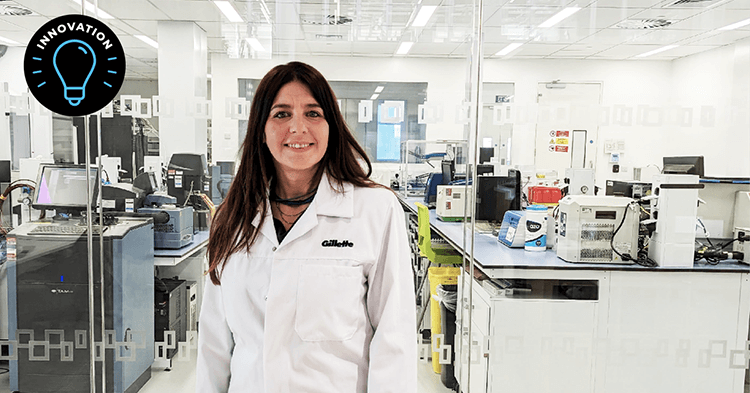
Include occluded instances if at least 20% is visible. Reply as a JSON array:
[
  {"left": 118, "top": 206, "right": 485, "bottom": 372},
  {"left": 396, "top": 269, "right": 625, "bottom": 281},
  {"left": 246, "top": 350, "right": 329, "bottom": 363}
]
[{"left": 0, "top": 353, "right": 457, "bottom": 393}]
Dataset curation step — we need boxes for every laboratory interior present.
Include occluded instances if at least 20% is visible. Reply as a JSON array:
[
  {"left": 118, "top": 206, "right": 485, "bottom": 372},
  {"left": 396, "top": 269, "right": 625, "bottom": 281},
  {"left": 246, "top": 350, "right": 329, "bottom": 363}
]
[{"left": 0, "top": 0, "right": 749, "bottom": 392}]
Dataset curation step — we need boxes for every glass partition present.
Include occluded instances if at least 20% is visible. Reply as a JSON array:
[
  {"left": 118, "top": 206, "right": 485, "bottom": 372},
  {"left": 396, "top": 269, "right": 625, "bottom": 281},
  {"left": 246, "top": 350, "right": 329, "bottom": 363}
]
[{"left": 1, "top": 0, "right": 749, "bottom": 392}]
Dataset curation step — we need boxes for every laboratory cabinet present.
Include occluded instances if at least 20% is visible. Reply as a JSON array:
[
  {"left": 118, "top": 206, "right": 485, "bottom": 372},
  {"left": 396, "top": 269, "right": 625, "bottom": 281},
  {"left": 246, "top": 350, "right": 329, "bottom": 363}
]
[{"left": 455, "top": 268, "right": 750, "bottom": 393}]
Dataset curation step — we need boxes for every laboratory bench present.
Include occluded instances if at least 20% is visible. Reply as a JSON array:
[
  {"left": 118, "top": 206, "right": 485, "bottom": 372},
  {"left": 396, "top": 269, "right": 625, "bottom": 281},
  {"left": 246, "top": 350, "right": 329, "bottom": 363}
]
[{"left": 399, "top": 195, "right": 750, "bottom": 393}]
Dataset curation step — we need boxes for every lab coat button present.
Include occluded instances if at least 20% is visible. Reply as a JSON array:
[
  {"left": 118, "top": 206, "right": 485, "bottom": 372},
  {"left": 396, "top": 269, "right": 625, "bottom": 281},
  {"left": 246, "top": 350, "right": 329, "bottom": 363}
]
[{"left": 272, "top": 247, "right": 277, "bottom": 252}]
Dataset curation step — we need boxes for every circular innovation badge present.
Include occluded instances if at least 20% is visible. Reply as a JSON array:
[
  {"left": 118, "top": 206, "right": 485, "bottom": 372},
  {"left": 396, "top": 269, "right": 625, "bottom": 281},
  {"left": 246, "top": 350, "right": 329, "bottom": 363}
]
[{"left": 24, "top": 14, "right": 126, "bottom": 117}]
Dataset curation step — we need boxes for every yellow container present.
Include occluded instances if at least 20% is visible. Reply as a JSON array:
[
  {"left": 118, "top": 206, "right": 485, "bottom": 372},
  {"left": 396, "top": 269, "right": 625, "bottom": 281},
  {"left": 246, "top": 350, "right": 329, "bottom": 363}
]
[{"left": 428, "top": 266, "right": 461, "bottom": 374}]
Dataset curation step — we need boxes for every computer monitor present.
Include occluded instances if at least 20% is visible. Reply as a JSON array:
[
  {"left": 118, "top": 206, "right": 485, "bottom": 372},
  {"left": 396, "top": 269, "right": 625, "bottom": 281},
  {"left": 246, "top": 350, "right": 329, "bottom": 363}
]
[
  {"left": 32, "top": 164, "right": 99, "bottom": 217},
  {"left": 479, "top": 147, "right": 494, "bottom": 164},
  {"left": 0, "top": 160, "right": 10, "bottom": 183},
  {"left": 216, "top": 161, "right": 236, "bottom": 175},
  {"left": 168, "top": 153, "right": 209, "bottom": 205},
  {"left": 441, "top": 160, "right": 455, "bottom": 185},
  {"left": 663, "top": 156, "right": 704, "bottom": 177},
  {"left": 133, "top": 171, "right": 158, "bottom": 194},
  {"left": 474, "top": 169, "right": 522, "bottom": 223},
  {"left": 477, "top": 164, "right": 494, "bottom": 176}
]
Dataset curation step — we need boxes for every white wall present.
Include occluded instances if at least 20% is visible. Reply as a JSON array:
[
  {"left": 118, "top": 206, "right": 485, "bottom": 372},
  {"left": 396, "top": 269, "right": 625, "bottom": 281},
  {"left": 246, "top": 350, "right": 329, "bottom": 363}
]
[
  {"left": 210, "top": 44, "right": 750, "bottom": 182},
  {"left": 0, "top": 47, "right": 53, "bottom": 162},
  {"left": 210, "top": 55, "right": 470, "bottom": 164},
  {"left": 670, "top": 38, "right": 750, "bottom": 177}
]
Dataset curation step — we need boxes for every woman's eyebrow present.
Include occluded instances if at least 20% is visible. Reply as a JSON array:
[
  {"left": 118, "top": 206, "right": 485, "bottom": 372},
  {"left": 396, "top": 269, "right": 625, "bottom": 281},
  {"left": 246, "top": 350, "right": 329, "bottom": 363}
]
[{"left": 270, "top": 102, "right": 321, "bottom": 110}]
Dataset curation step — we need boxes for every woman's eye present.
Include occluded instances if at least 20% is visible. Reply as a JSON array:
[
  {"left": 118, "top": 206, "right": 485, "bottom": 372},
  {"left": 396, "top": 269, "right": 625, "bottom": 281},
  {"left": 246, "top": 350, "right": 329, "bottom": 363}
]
[
  {"left": 307, "top": 111, "right": 322, "bottom": 118},
  {"left": 273, "top": 111, "right": 289, "bottom": 119}
]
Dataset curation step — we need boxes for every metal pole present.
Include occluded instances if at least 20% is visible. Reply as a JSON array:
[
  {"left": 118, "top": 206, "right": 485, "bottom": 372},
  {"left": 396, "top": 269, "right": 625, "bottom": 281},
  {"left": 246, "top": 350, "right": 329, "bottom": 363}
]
[
  {"left": 84, "top": 115, "right": 96, "bottom": 393},
  {"left": 464, "top": 0, "right": 485, "bottom": 391},
  {"left": 97, "top": 112, "right": 106, "bottom": 393},
  {"left": 91, "top": 0, "right": 108, "bottom": 388}
]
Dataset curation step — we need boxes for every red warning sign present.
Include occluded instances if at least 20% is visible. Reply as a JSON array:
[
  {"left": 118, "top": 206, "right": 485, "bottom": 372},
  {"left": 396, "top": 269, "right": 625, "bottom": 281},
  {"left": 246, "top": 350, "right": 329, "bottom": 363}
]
[
  {"left": 556, "top": 130, "right": 570, "bottom": 137},
  {"left": 555, "top": 145, "right": 569, "bottom": 153}
]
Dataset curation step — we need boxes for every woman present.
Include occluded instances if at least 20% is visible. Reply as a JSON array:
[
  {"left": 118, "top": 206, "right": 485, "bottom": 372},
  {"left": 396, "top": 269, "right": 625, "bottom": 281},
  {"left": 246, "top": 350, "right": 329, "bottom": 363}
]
[{"left": 196, "top": 61, "right": 417, "bottom": 392}]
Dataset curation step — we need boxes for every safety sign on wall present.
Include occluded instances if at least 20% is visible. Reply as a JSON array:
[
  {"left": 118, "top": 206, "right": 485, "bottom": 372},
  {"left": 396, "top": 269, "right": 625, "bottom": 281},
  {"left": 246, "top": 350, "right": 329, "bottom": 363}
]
[
  {"left": 548, "top": 130, "right": 570, "bottom": 153},
  {"left": 23, "top": 14, "right": 126, "bottom": 117}
]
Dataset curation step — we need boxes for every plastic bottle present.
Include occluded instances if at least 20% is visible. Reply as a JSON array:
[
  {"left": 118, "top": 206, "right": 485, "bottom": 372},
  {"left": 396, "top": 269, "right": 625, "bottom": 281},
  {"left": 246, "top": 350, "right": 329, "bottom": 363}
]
[{"left": 524, "top": 205, "right": 548, "bottom": 252}]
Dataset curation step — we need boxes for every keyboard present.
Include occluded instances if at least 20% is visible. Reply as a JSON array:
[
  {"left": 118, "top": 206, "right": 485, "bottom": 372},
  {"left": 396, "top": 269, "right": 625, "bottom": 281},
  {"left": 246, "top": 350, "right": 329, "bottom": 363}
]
[{"left": 28, "top": 225, "right": 106, "bottom": 236}]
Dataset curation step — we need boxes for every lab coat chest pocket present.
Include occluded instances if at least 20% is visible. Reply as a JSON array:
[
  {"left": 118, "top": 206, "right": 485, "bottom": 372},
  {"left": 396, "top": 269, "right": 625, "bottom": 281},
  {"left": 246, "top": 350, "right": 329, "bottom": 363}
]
[{"left": 295, "top": 263, "right": 364, "bottom": 342}]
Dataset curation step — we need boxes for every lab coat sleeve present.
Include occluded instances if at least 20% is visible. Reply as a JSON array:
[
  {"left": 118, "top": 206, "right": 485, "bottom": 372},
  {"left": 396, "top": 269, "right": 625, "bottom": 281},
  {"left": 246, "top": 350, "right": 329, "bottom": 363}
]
[
  {"left": 196, "top": 278, "right": 234, "bottom": 393},
  {"left": 366, "top": 195, "right": 417, "bottom": 393}
]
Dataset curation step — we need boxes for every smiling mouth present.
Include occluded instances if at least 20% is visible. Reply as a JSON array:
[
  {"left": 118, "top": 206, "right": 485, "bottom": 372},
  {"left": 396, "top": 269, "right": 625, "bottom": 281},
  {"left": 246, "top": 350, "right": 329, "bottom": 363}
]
[{"left": 285, "top": 143, "right": 314, "bottom": 149}]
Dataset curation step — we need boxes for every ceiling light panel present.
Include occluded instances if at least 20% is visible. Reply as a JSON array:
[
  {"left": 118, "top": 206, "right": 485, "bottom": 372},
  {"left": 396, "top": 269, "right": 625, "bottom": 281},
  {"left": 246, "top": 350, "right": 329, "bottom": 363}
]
[
  {"left": 396, "top": 41, "right": 414, "bottom": 55},
  {"left": 495, "top": 42, "right": 524, "bottom": 56},
  {"left": 719, "top": 17, "right": 750, "bottom": 30},
  {"left": 628, "top": 29, "right": 701, "bottom": 44},
  {"left": 538, "top": 7, "right": 581, "bottom": 28},
  {"left": 135, "top": 34, "right": 159, "bottom": 49},
  {"left": 412, "top": 5, "right": 437, "bottom": 27},
  {"left": 214, "top": 1, "right": 243, "bottom": 23},
  {"left": 635, "top": 44, "right": 679, "bottom": 57}
]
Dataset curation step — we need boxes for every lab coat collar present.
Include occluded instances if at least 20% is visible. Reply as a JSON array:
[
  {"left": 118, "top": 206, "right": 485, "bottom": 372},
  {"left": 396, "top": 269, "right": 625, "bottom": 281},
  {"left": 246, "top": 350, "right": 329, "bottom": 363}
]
[
  {"left": 313, "top": 172, "right": 354, "bottom": 218},
  {"left": 250, "top": 172, "right": 354, "bottom": 247}
]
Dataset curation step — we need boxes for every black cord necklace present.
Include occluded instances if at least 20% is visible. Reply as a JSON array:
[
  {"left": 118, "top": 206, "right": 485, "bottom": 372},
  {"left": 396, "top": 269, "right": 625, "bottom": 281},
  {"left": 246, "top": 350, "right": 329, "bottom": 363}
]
[{"left": 269, "top": 189, "right": 317, "bottom": 206}]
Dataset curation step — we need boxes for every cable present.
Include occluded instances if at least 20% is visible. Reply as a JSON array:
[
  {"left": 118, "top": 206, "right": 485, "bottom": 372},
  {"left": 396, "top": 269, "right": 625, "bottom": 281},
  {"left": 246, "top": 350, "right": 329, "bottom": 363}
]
[
  {"left": 610, "top": 201, "right": 657, "bottom": 267},
  {"left": 696, "top": 218, "right": 714, "bottom": 247},
  {"left": 0, "top": 182, "right": 37, "bottom": 235}
]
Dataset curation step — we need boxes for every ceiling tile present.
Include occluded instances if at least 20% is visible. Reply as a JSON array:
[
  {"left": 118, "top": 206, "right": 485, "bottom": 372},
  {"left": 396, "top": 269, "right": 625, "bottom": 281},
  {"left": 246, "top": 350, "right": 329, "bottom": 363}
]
[
  {"left": 0, "top": 19, "right": 23, "bottom": 31},
  {"left": 119, "top": 35, "right": 158, "bottom": 50},
  {"left": 408, "top": 42, "right": 463, "bottom": 56},
  {"left": 148, "top": 0, "right": 225, "bottom": 22},
  {"left": 647, "top": 44, "right": 720, "bottom": 58},
  {"left": 528, "top": 27, "right": 599, "bottom": 43},
  {"left": 575, "top": 27, "right": 651, "bottom": 44},
  {"left": 196, "top": 21, "right": 224, "bottom": 38},
  {"left": 726, "top": 0, "right": 750, "bottom": 10},
  {"left": 552, "top": 43, "right": 615, "bottom": 55},
  {"left": 588, "top": 0, "right": 664, "bottom": 8},
  {"left": 684, "top": 29, "right": 750, "bottom": 45},
  {"left": 12, "top": 0, "right": 78, "bottom": 18},
  {"left": 0, "top": 15, "right": 47, "bottom": 32},
  {"left": 629, "top": 28, "right": 702, "bottom": 44},
  {"left": 594, "top": 43, "right": 665, "bottom": 57},
  {"left": 96, "top": 0, "right": 170, "bottom": 20},
  {"left": 121, "top": 20, "right": 158, "bottom": 36},
  {"left": 556, "top": 6, "right": 648, "bottom": 29},
  {"left": 506, "top": 43, "right": 569, "bottom": 56}
]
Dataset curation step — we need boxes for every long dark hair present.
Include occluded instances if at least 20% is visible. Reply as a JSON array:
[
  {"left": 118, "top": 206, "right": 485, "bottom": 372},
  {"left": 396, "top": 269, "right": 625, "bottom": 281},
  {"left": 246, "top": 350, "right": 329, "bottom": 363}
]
[{"left": 207, "top": 61, "right": 376, "bottom": 284}]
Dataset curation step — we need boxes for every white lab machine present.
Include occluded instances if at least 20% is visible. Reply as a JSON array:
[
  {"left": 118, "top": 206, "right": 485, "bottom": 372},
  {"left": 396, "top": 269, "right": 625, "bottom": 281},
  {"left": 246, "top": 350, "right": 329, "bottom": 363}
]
[
  {"left": 497, "top": 210, "right": 526, "bottom": 247},
  {"left": 735, "top": 191, "right": 750, "bottom": 230},
  {"left": 143, "top": 156, "right": 164, "bottom": 190},
  {"left": 96, "top": 155, "right": 122, "bottom": 183},
  {"left": 732, "top": 227, "right": 750, "bottom": 264},
  {"left": 557, "top": 195, "right": 639, "bottom": 264},
  {"left": 648, "top": 174, "right": 701, "bottom": 267},
  {"left": 436, "top": 185, "right": 472, "bottom": 221},
  {"left": 564, "top": 168, "right": 595, "bottom": 195}
]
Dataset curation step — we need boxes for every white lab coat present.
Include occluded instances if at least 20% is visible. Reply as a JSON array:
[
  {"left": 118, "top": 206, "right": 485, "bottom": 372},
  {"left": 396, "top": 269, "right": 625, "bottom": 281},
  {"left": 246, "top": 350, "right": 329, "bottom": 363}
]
[{"left": 196, "top": 172, "right": 417, "bottom": 393}]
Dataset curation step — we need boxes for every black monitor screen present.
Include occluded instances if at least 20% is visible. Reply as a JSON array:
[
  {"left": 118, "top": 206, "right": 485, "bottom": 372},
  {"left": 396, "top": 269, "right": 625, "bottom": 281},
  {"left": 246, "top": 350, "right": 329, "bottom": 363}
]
[
  {"left": 475, "top": 169, "right": 521, "bottom": 222},
  {"left": 477, "top": 164, "right": 494, "bottom": 176},
  {"left": 479, "top": 147, "right": 494, "bottom": 164},
  {"left": 441, "top": 160, "right": 455, "bottom": 184},
  {"left": 663, "top": 156, "right": 704, "bottom": 177},
  {"left": 32, "top": 165, "right": 99, "bottom": 211}
]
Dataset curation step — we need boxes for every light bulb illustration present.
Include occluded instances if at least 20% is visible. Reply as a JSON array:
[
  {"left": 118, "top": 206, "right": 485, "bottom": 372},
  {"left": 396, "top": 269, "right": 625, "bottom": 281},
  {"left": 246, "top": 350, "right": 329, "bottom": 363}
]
[{"left": 53, "top": 39, "right": 97, "bottom": 107}]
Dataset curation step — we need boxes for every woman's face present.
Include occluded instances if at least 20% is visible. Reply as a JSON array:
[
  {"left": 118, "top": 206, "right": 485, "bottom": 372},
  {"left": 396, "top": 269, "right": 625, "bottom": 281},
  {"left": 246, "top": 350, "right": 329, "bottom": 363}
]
[{"left": 264, "top": 81, "right": 329, "bottom": 178}]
